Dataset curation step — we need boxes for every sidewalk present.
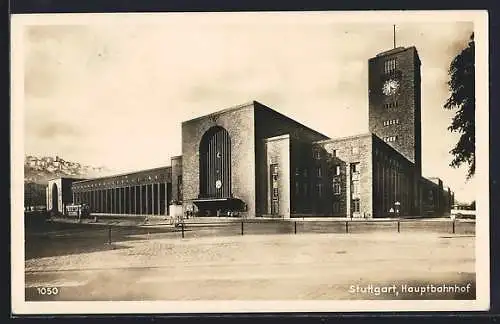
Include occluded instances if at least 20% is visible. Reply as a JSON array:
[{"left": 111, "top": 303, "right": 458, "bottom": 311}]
[{"left": 48, "top": 215, "right": 174, "bottom": 228}]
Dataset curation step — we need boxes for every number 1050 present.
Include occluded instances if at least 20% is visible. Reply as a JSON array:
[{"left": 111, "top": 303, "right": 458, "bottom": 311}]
[{"left": 36, "top": 287, "right": 59, "bottom": 295}]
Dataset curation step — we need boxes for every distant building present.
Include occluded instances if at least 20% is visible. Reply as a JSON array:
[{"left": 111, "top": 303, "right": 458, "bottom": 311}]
[{"left": 47, "top": 44, "right": 453, "bottom": 218}]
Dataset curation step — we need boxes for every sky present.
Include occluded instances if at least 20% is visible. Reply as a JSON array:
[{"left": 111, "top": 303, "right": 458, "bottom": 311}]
[{"left": 18, "top": 12, "right": 479, "bottom": 203}]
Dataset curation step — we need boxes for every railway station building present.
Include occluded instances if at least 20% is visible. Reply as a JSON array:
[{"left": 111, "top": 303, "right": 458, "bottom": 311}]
[{"left": 47, "top": 45, "right": 454, "bottom": 219}]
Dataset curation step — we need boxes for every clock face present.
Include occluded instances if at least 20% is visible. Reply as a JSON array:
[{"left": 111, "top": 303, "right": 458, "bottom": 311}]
[{"left": 382, "top": 79, "right": 399, "bottom": 96}]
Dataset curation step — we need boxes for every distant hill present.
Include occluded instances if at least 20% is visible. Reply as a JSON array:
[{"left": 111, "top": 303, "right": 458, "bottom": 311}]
[
  {"left": 24, "top": 155, "right": 112, "bottom": 208},
  {"left": 24, "top": 155, "right": 112, "bottom": 185}
]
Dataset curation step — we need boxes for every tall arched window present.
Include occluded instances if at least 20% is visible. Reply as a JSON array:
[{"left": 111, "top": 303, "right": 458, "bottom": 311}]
[{"left": 199, "top": 126, "right": 232, "bottom": 198}]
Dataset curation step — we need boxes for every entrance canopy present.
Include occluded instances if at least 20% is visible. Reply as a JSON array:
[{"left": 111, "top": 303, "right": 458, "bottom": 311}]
[{"left": 191, "top": 197, "right": 246, "bottom": 214}]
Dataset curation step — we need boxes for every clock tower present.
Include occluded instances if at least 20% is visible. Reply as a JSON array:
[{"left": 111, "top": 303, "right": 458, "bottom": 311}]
[{"left": 368, "top": 46, "right": 422, "bottom": 175}]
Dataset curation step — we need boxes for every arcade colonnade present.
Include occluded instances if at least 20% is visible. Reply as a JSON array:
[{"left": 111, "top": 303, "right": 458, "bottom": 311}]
[{"left": 71, "top": 167, "right": 172, "bottom": 216}]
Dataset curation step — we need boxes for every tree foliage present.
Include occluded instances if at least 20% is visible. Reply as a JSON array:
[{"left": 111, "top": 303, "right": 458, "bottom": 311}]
[{"left": 444, "top": 33, "right": 475, "bottom": 179}]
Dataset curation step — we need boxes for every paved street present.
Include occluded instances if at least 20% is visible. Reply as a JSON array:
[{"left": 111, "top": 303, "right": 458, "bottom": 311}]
[{"left": 25, "top": 221, "right": 475, "bottom": 301}]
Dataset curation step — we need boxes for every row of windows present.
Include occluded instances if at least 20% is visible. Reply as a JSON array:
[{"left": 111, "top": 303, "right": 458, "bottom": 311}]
[
  {"left": 295, "top": 162, "right": 360, "bottom": 179},
  {"left": 384, "top": 59, "right": 397, "bottom": 74},
  {"left": 314, "top": 198, "right": 360, "bottom": 213},
  {"left": 384, "top": 101, "right": 399, "bottom": 109},
  {"left": 383, "top": 119, "right": 400, "bottom": 126},
  {"left": 76, "top": 175, "right": 164, "bottom": 189},
  {"left": 384, "top": 136, "right": 398, "bottom": 142},
  {"left": 374, "top": 149, "right": 404, "bottom": 169},
  {"left": 295, "top": 181, "right": 342, "bottom": 196},
  {"left": 314, "top": 147, "right": 360, "bottom": 160},
  {"left": 293, "top": 180, "right": 361, "bottom": 199}
]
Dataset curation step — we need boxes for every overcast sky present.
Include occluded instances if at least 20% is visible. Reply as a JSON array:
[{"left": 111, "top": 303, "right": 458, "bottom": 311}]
[{"left": 18, "top": 13, "right": 477, "bottom": 202}]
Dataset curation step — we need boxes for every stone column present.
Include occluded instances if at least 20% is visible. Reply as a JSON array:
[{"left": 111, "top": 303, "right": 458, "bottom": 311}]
[
  {"left": 145, "top": 184, "right": 149, "bottom": 214},
  {"left": 165, "top": 181, "right": 169, "bottom": 215},
  {"left": 139, "top": 185, "right": 144, "bottom": 215},
  {"left": 150, "top": 184, "right": 154, "bottom": 215},
  {"left": 346, "top": 165, "right": 351, "bottom": 218},
  {"left": 157, "top": 183, "right": 161, "bottom": 215},
  {"left": 128, "top": 186, "right": 131, "bottom": 215}
]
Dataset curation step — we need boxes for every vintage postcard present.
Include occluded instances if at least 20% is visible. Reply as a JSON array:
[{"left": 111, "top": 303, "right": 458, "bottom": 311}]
[{"left": 11, "top": 10, "right": 489, "bottom": 314}]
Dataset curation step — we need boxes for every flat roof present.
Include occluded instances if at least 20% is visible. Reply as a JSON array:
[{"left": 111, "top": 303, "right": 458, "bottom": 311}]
[
  {"left": 181, "top": 101, "right": 255, "bottom": 124},
  {"left": 73, "top": 165, "right": 171, "bottom": 184},
  {"left": 314, "top": 132, "right": 372, "bottom": 144}
]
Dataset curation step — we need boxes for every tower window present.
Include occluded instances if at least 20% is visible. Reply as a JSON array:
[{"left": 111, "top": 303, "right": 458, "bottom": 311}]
[
  {"left": 385, "top": 101, "right": 398, "bottom": 110},
  {"left": 314, "top": 151, "right": 321, "bottom": 159},
  {"left": 332, "top": 149, "right": 337, "bottom": 157},
  {"left": 384, "top": 58, "right": 397, "bottom": 74},
  {"left": 335, "top": 165, "right": 341, "bottom": 176},
  {"left": 352, "top": 146, "right": 359, "bottom": 154},
  {"left": 317, "top": 167, "right": 322, "bottom": 178},
  {"left": 384, "top": 136, "right": 398, "bottom": 142},
  {"left": 384, "top": 119, "right": 400, "bottom": 126}
]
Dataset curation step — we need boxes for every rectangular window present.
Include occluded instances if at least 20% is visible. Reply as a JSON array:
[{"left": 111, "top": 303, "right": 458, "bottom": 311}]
[
  {"left": 353, "top": 199, "right": 360, "bottom": 212},
  {"left": 177, "top": 175, "right": 183, "bottom": 201},
  {"left": 314, "top": 151, "right": 321, "bottom": 159},
  {"left": 333, "top": 202, "right": 340, "bottom": 213},
  {"left": 333, "top": 182, "right": 341, "bottom": 195},
  {"left": 350, "top": 162, "right": 360, "bottom": 174},
  {"left": 352, "top": 181, "right": 360, "bottom": 196},
  {"left": 295, "top": 181, "right": 300, "bottom": 195},
  {"left": 295, "top": 167, "right": 300, "bottom": 176},
  {"left": 317, "top": 167, "right": 322, "bottom": 178},
  {"left": 332, "top": 149, "right": 337, "bottom": 157},
  {"left": 317, "top": 183, "right": 323, "bottom": 198},
  {"left": 352, "top": 146, "right": 359, "bottom": 154},
  {"left": 335, "top": 165, "right": 341, "bottom": 176},
  {"left": 273, "top": 187, "right": 279, "bottom": 198},
  {"left": 303, "top": 168, "right": 308, "bottom": 178}
]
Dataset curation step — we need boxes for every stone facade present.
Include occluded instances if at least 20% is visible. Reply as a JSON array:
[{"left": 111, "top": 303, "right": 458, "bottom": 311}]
[
  {"left": 181, "top": 102, "right": 256, "bottom": 217},
  {"left": 316, "top": 134, "right": 373, "bottom": 218},
  {"left": 263, "top": 135, "right": 291, "bottom": 218},
  {"left": 368, "top": 46, "right": 422, "bottom": 175}
]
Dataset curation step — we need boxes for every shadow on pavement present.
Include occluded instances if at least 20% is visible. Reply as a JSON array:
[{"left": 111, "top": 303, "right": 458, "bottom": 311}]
[{"left": 25, "top": 221, "right": 179, "bottom": 259}]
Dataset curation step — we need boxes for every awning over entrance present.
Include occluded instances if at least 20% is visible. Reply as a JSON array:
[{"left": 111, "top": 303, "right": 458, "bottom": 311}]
[{"left": 191, "top": 197, "right": 246, "bottom": 213}]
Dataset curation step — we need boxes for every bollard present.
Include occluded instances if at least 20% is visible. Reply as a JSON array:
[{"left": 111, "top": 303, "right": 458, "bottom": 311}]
[
  {"left": 108, "top": 226, "right": 112, "bottom": 244},
  {"left": 452, "top": 220, "right": 456, "bottom": 234},
  {"left": 241, "top": 221, "right": 244, "bottom": 235},
  {"left": 181, "top": 222, "right": 185, "bottom": 238},
  {"left": 294, "top": 221, "right": 297, "bottom": 234},
  {"left": 345, "top": 221, "right": 349, "bottom": 233},
  {"left": 397, "top": 220, "right": 400, "bottom": 233}
]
